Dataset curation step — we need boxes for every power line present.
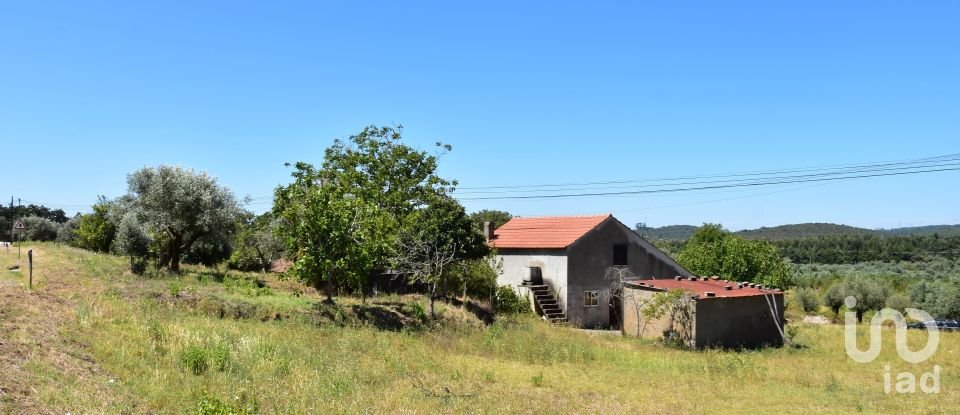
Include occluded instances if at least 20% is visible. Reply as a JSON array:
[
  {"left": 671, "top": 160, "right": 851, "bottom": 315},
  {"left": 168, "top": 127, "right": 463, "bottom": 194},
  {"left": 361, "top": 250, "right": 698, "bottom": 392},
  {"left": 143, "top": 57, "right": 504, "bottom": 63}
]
[
  {"left": 454, "top": 152, "right": 960, "bottom": 191},
  {"left": 457, "top": 166, "right": 960, "bottom": 201},
  {"left": 453, "top": 158, "right": 960, "bottom": 195}
]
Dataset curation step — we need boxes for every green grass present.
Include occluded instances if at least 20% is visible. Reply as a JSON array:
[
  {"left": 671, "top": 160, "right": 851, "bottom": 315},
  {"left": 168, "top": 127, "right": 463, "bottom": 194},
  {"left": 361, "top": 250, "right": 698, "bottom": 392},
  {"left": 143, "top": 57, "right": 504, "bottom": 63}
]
[{"left": 1, "top": 243, "right": 958, "bottom": 414}]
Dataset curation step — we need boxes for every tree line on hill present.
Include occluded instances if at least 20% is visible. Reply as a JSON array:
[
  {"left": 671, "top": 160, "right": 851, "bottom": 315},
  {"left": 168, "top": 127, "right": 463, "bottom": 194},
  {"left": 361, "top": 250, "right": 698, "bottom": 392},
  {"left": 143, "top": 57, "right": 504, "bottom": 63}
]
[{"left": 657, "top": 233, "right": 960, "bottom": 265}]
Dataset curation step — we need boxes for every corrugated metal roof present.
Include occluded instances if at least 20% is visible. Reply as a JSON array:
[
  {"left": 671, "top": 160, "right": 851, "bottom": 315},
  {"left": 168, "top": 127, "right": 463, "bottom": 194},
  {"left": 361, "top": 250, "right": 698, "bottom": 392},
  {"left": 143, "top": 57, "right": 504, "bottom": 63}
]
[
  {"left": 625, "top": 277, "right": 781, "bottom": 298},
  {"left": 488, "top": 214, "right": 611, "bottom": 249}
]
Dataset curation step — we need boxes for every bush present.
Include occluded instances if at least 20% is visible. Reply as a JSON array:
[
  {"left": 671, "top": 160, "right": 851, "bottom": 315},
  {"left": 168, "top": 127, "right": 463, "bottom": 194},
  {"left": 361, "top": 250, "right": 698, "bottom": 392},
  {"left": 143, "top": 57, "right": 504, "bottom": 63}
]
[
  {"left": 794, "top": 287, "right": 821, "bottom": 313},
  {"left": 885, "top": 293, "right": 912, "bottom": 313},
  {"left": 19, "top": 216, "right": 61, "bottom": 241},
  {"left": 73, "top": 199, "right": 117, "bottom": 252},
  {"left": 180, "top": 345, "right": 209, "bottom": 375},
  {"left": 56, "top": 215, "right": 82, "bottom": 244},
  {"left": 495, "top": 285, "right": 530, "bottom": 314}
]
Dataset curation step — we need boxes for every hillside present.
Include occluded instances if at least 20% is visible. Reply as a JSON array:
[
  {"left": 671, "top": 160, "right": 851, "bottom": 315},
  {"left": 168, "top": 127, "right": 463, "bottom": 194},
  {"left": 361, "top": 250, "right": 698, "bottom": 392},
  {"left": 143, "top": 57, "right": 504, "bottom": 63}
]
[
  {"left": 637, "top": 222, "right": 960, "bottom": 240},
  {"left": 2, "top": 243, "right": 959, "bottom": 414}
]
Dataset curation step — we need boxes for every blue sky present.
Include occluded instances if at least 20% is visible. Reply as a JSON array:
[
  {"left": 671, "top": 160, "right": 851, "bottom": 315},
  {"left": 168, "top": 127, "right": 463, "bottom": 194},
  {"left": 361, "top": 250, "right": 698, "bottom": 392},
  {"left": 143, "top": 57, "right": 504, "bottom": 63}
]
[{"left": 1, "top": 1, "right": 957, "bottom": 230}]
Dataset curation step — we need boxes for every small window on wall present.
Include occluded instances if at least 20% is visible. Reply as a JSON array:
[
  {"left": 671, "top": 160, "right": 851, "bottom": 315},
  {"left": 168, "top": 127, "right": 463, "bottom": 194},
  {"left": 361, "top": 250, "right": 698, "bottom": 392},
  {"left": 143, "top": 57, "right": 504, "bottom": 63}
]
[
  {"left": 613, "top": 244, "right": 628, "bottom": 266},
  {"left": 584, "top": 290, "right": 600, "bottom": 307}
]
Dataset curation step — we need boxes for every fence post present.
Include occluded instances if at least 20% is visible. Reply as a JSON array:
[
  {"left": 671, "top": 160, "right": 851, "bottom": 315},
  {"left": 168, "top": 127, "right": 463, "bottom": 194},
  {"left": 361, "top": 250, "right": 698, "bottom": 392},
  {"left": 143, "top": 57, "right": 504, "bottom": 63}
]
[{"left": 28, "top": 249, "right": 33, "bottom": 291}]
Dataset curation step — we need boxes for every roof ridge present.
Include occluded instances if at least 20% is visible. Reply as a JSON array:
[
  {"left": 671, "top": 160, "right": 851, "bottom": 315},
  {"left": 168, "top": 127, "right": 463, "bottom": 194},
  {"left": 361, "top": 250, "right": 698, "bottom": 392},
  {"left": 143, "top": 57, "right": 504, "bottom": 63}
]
[{"left": 510, "top": 213, "right": 611, "bottom": 220}]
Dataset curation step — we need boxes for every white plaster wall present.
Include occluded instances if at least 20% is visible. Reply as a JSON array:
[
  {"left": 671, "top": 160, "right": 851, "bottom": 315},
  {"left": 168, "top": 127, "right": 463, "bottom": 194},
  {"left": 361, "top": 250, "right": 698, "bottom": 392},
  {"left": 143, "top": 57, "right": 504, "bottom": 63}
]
[{"left": 496, "top": 251, "right": 569, "bottom": 313}]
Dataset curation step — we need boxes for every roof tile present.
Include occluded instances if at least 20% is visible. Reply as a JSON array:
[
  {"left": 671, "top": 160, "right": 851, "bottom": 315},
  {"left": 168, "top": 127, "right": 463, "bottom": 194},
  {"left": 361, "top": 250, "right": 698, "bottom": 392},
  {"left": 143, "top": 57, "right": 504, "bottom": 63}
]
[{"left": 489, "top": 214, "right": 611, "bottom": 249}]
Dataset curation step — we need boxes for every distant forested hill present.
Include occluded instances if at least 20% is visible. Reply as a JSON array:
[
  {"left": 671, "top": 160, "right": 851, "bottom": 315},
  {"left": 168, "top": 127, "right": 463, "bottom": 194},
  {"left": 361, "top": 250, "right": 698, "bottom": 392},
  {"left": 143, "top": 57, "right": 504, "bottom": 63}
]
[
  {"left": 635, "top": 222, "right": 960, "bottom": 241},
  {"left": 736, "top": 223, "right": 878, "bottom": 240}
]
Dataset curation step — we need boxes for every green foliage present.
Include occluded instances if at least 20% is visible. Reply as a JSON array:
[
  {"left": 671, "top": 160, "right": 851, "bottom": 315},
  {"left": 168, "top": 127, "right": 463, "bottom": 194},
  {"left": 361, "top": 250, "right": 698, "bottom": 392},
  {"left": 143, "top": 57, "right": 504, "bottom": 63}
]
[
  {"left": 0, "top": 203, "right": 68, "bottom": 241},
  {"left": 531, "top": 371, "right": 544, "bottom": 387},
  {"left": 494, "top": 286, "right": 530, "bottom": 314},
  {"left": 180, "top": 345, "right": 209, "bottom": 375},
  {"left": 228, "top": 212, "right": 283, "bottom": 272},
  {"left": 774, "top": 234, "right": 960, "bottom": 264},
  {"left": 910, "top": 278, "right": 960, "bottom": 320},
  {"left": 56, "top": 214, "right": 82, "bottom": 244},
  {"left": 469, "top": 209, "right": 513, "bottom": 230},
  {"left": 114, "top": 212, "right": 151, "bottom": 271},
  {"left": 793, "top": 287, "right": 821, "bottom": 313},
  {"left": 18, "top": 215, "right": 61, "bottom": 241},
  {"left": 446, "top": 255, "right": 501, "bottom": 298},
  {"left": 73, "top": 197, "right": 117, "bottom": 252},
  {"left": 223, "top": 275, "right": 272, "bottom": 297},
  {"left": 823, "top": 276, "right": 891, "bottom": 322},
  {"left": 676, "top": 224, "right": 791, "bottom": 288},
  {"left": 195, "top": 393, "right": 258, "bottom": 415},
  {"left": 885, "top": 293, "right": 912, "bottom": 313},
  {"left": 642, "top": 289, "right": 686, "bottom": 320},
  {"left": 126, "top": 166, "right": 243, "bottom": 271},
  {"left": 274, "top": 126, "right": 467, "bottom": 301}
]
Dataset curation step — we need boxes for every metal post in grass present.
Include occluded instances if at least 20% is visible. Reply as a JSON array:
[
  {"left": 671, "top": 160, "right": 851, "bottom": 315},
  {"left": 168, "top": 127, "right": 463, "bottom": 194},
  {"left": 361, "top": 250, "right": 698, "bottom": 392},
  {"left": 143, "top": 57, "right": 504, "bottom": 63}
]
[{"left": 28, "top": 249, "right": 33, "bottom": 291}]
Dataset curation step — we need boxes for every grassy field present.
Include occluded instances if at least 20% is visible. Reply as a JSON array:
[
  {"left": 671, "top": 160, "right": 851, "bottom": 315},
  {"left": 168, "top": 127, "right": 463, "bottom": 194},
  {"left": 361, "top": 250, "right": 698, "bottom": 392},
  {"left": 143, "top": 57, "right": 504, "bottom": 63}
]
[{"left": 1, "top": 243, "right": 958, "bottom": 414}]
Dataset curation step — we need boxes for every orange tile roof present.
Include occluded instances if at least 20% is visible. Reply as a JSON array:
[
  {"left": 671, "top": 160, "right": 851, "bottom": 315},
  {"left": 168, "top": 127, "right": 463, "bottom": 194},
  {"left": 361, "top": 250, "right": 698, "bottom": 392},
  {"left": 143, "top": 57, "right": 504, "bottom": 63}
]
[
  {"left": 489, "top": 214, "right": 612, "bottom": 249},
  {"left": 625, "top": 277, "right": 782, "bottom": 298}
]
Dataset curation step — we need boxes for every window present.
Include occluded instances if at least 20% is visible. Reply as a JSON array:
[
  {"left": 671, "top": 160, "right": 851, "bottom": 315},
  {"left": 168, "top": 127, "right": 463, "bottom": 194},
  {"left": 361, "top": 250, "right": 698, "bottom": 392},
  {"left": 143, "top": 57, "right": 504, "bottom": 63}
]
[
  {"left": 613, "top": 244, "right": 628, "bottom": 266},
  {"left": 584, "top": 290, "right": 599, "bottom": 307}
]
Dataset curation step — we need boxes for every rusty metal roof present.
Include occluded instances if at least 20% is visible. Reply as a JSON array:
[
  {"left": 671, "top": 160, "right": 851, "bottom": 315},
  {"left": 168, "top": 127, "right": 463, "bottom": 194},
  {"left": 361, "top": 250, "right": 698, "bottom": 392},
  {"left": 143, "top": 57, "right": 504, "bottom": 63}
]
[
  {"left": 488, "top": 214, "right": 611, "bottom": 249},
  {"left": 624, "top": 277, "right": 781, "bottom": 299}
]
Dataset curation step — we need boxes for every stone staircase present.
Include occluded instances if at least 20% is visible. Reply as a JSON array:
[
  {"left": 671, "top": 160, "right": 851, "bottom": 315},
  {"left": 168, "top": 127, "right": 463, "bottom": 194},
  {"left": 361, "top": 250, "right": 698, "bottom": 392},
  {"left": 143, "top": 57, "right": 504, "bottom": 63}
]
[{"left": 528, "top": 284, "right": 567, "bottom": 323}]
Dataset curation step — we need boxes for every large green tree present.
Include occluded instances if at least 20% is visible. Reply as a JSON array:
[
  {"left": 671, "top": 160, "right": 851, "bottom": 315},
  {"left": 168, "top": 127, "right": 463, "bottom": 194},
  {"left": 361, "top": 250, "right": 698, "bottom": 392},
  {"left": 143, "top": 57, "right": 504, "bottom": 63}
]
[
  {"left": 676, "top": 224, "right": 791, "bottom": 288},
  {"left": 469, "top": 209, "right": 513, "bottom": 230},
  {"left": 126, "top": 166, "right": 243, "bottom": 272},
  {"left": 274, "top": 125, "right": 474, "bottom": 305}
]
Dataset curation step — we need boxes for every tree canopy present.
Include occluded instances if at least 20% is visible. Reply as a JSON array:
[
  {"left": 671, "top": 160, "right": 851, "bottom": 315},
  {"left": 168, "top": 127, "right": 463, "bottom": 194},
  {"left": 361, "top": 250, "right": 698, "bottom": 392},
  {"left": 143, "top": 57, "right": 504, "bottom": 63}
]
[
  {"left": 125, "top": 166, "right": 243, "bottom": 272},
  {"left": 676, "top": 224, "right": 791, "bottom": 288}
]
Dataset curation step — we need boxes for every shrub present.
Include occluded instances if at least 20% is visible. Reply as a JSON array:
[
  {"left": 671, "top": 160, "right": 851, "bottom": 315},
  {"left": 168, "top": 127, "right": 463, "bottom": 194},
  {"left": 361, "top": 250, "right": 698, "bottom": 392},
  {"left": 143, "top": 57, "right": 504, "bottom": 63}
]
[
  {"left": 885, "top": 293, "right": 912, "bottom": 313},
  {"left": 56, "top": 215, "right": 82, "bottom": 244},
  {"left": 209, "top": 343, "right": 231, "bottom": 372},
  {"left": 494, "top": 285, "right": 530, "bottom": 314},
  {"left": 794, "top": 287, "right": 821, "bottom": 313},
  {"left": 195, "top": 392, "right": 258, "bottom": 415},
  {"left": 19, "top": 216, "right": 61, "bottom": 241},
  {"left": 223, "top": 275, "right": 271, "bottom": 297},
  {"left": 180, "top": 345, "right": 209, "bottom": 375},
  {"left": 73, "top": 197, "right": 117, "bottom": 252}
]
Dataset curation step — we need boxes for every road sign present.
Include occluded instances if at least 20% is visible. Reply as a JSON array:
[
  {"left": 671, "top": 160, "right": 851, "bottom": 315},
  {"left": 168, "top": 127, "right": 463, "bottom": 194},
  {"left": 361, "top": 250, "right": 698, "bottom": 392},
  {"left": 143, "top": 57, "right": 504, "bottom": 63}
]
[{"left": 13, "top": 220, "right": 26, "bottom": 230}]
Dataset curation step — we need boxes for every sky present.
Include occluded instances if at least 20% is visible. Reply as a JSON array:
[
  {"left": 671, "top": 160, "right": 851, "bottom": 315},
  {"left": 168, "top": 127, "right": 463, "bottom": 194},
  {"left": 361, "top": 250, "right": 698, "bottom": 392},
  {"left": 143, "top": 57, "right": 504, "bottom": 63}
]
[{"left": 1, "top": 1, "right": 958, "bottom": 230}]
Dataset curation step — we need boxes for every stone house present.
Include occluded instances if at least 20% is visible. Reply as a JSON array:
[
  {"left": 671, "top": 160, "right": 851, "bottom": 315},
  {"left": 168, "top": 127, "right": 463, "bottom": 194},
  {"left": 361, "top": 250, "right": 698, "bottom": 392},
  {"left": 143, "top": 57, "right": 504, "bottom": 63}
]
[{"left": 486, "top": 214, "right": 691, "bottom": 328}]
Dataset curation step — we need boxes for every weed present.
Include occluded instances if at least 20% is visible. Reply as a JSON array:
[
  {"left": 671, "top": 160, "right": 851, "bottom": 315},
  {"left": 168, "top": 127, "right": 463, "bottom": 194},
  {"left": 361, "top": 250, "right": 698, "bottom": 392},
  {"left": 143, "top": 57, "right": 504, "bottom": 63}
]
[
  {"left": 531, "top": 371, "right": 544, "bottom": 387},
  {"left": 180, "top": 345, "right": 209, "bottom": 375}
]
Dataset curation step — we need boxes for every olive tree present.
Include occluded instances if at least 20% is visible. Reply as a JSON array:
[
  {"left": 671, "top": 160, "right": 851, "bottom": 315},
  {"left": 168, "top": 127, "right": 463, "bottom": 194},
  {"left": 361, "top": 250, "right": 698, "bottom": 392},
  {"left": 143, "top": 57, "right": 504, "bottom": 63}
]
[{"left": 126, "top": 166, "right": 243, "bottom": 272}]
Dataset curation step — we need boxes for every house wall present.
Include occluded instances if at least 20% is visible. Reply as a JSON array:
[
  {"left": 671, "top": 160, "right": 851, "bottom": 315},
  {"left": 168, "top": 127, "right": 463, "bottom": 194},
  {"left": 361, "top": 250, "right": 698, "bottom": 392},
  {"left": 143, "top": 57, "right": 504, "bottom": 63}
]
[
  {"left": 695, "top": 294, "right": 785, "bottom": 348},
  {"left": 621, "top": 287, "right": 695, "bottom": 346},
  {"left": 566, "top": 218, "right": 693, "bottom": 328},
  {"left": 495, "top": 248, "right": 568, "bottom": 312},
  {"left": 621, "top": 285, "right": 786, "bottom": 349}
]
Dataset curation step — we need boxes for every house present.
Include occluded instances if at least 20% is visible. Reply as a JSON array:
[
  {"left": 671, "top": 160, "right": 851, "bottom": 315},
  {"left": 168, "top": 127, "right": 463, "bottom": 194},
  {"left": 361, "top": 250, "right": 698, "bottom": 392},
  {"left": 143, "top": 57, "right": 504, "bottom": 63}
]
[
  {"left": 485, "top": 214, "right": 691, "bottom": 328},
  {"left": 621, "top": 277, "right": 785, "bottom": 348}
]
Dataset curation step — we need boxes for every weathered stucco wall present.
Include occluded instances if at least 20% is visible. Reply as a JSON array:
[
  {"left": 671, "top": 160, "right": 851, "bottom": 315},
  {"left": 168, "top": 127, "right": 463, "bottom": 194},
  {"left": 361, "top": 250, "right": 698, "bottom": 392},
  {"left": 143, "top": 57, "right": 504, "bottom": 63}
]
[
  {"left": 695, "top": 294, "right": 785, "bottom": 348},
  {"left": 621, "top": 285, "right": 785, "bottom": 348},
  {"left": 495, "top": 248, "right": 568, "bottom": 312},
  {"left": 566, "top": 218, "right": 692, "bottom": 328},
  {"left": 621, "top": 287, "right": 695, "bottom": 344}
]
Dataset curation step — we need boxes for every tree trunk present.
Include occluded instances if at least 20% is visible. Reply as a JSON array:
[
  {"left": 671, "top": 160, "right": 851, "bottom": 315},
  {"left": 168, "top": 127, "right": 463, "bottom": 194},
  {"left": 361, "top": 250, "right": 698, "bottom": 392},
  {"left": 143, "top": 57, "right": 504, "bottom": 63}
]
[
  {"left": 324, "top": 273, "right": 335, "bottom": 303},
  {"left": 168, "top": 235, "right": 183, "bottom": 273},
  {"left": 857, "top": 309, "right": 864, "bottom": 324},
  {"left": 429, "top": 283, "right": 437, "bottom": 319}
]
